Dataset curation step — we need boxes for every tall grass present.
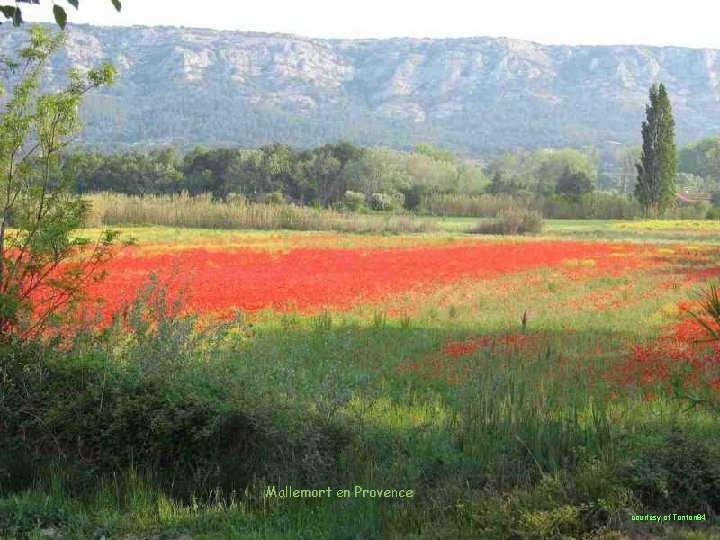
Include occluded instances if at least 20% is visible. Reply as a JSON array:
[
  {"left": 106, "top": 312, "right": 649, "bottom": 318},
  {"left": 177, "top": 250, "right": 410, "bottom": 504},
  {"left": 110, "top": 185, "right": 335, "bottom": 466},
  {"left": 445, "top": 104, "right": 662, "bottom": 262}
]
[
  {"left": 421, "top": 192, "right": 710, "bottom": 220},
  {"left": 421, "top": 193, "right": 526, "bottom": 218},
  {"left": 85, "top": 192, "right": 436, "bottom": 234}
]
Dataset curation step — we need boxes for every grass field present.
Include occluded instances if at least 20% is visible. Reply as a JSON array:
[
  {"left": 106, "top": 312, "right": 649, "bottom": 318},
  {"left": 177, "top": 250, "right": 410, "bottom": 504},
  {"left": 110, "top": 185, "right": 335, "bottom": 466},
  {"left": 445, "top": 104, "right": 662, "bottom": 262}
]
[
  {"left": 434, "top": 217, "right": 720, "bottom": 243},
  {"left": 2, "top": 220, "right": 720, "bottom": 538}
]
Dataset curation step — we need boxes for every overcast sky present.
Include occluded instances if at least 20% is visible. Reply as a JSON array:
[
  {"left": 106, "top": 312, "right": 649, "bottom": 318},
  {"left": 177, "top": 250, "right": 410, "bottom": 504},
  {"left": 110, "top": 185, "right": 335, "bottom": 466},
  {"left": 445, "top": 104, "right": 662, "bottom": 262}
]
[{"left": 18, "top": 0, "right": 720, "bottom": 48}]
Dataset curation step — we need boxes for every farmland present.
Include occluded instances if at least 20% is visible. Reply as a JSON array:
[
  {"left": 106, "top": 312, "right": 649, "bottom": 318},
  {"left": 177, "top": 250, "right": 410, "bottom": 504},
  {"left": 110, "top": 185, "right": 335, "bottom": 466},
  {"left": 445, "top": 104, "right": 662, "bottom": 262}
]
[
  {"left": 3, "top": 221, "right": 720, "bottom": 538},
  {"left": 3, "top": 15, "right": 720, "bottom": 540}
]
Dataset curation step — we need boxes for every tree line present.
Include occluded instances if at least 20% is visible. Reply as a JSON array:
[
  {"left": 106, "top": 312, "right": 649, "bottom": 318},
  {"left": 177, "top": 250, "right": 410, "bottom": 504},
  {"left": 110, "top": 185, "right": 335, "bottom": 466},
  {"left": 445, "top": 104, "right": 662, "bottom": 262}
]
[
  {"left": 62, "top": 143, "right": 613, "bottom": 209},
  {"left": 63, "top": 142, "right": 487, "bottom": 209},
  {"left": 62, "top": 132, "right": 720, "bottom": 214}
]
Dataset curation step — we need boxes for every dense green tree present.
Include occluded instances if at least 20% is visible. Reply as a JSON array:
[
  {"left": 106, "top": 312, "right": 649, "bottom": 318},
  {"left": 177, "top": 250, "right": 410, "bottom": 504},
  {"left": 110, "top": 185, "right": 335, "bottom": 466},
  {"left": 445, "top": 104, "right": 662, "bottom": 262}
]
[
  {"left": 258, "top": 143, "right": 294, "bottom": 196},
  {"left": 342, "top": 147, "right": 411, "bottom": 199},
  {"left": 294, "top": 142, "right": 364, "bottom": 205},
  {"left": 484, "top": 148, "right": 597, "bottom": 195},
  {"left": 533, "top": 149, "right": 598, "bottom": 195},
  {"left": 342, "top": 146, "right": 485, "bottom": 209},
  {"left": 62, "top": 150, "right": 105, "bottom": 192},
  {"left": 679, "top": 136, "right": 720, "bottom": 180},
  {"left": 486, "top": 171, "right": 523, "bottom": 195},
  {"left": 635, "top": 83, "right": 677, "bottom": 216},
  {"left": 555, "top": 168, "right": 594, "bottom": 201},
  {"left": 182, "top": 147, "right": 245, "bottom": 197},
  {"left": 295, "top": 149, "right": 340, "bottom": 205}
]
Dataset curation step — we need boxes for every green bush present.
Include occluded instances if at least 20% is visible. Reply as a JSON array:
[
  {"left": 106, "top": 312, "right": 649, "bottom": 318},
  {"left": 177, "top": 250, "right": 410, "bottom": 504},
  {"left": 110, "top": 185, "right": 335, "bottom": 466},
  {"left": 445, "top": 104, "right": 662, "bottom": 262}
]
[
  {"left": 343, "top": 190, "right": 366, "bottom": 211},
  {"left": 0, "top": 282, "right": 355, "bottom": 495},
  {"left": 621, "top": 429, "right": 720, "bottom": 513},
  {"left": 369, "top": 191, "right": 404, "bottom": 211},
  {"left": 400, "top": 184, "right": 429, "bottom": 210},
  {"left": 1, "top": 354, "right": 353, "bottom": 492},
  {"left": 471, "top": 208, "right": 545, "bottom": 235}
]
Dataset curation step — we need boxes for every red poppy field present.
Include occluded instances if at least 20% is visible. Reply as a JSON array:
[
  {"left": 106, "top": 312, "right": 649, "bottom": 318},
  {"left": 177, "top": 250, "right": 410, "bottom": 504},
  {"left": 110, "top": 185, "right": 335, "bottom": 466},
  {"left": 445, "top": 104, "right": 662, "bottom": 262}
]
[
  {"left": 72, "top": 231, "right": 720, "bottom": 405},
  {"left": 85, "top": 238, "right": 658, "bottom": 317}
]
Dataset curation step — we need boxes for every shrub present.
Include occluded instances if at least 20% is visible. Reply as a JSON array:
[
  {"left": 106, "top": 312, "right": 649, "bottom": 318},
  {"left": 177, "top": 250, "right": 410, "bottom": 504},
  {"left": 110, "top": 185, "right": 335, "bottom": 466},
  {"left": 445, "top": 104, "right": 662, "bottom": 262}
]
[
  {"left": 0, "top": 279, "right": 355, "bottom": 495},
  {"left": 621, "top": 429, "right": 720, "bottom": 513},
  {"left": 369, "top": 192, "right": 405, "bottom": 211},
  {"left": 555, "top": 168, "right": 594, "bottom": 201},
  {"left": 471, "top": 208, "right": 545, "bottom": 236},
  {"left": 343, "top": 190, "right": 366, "bottom": 211},
  {"left": 421, "top": 192, "right": 642, "bottom": 220},
  {"left": 401, "top": 184, "right": 429, "bottom": 210}
]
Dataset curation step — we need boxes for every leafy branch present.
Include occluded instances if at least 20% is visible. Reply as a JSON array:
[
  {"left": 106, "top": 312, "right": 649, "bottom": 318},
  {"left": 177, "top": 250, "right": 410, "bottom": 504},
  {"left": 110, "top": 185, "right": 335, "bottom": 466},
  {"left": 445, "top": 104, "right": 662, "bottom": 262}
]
[{"left": 1, "top": 0, "right": 122, "bottom": 29}]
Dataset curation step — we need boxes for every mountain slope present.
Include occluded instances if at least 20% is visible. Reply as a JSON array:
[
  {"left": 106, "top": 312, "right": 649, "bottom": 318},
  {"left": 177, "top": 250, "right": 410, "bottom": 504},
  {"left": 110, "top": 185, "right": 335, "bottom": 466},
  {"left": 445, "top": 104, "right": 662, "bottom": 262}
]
[{"left": 2, "top": 24, "right": 719, "bottom": 154}]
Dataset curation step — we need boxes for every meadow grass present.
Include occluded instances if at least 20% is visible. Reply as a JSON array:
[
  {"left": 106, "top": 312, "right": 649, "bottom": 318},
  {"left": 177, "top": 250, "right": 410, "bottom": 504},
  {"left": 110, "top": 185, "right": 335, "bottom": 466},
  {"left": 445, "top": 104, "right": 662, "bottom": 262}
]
[
  {"left": 415, "top": 216, "right": 720, "bottom": 244},
  {"left": 2, "top": 226, "right": 720, "bottom": 538}
]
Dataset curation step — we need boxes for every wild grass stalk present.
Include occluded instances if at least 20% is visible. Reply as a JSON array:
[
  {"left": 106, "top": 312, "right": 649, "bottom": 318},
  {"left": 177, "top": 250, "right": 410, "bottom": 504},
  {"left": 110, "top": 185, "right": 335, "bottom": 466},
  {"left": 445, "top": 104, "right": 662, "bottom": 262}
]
[{"left": 85, "top": 192, "right": 436, "bottom": 234}]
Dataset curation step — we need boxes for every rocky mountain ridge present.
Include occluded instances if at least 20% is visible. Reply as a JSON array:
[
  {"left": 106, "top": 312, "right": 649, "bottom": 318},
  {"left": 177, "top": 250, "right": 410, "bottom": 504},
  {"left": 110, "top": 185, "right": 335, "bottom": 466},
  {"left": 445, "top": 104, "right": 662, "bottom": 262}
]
[{"left": 1, "top": 24, "right": 719, "bottom": 154}]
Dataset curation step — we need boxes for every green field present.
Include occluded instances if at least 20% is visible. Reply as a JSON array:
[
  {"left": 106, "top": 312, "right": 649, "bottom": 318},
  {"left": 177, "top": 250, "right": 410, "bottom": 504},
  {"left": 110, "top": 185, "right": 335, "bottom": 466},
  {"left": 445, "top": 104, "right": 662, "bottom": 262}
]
[
  {"left": 434, "top": 217, "right": 720, "bottom": 243},
  {"left": 2, "top": 221, "right": 720, "bottom": 539}
]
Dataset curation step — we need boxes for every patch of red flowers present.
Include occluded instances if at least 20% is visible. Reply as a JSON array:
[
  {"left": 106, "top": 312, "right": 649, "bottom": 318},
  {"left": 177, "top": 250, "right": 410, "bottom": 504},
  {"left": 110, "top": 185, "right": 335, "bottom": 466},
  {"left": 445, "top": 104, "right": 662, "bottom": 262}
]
[
  {"left": 396, "top": 331, "right": 540, "bottom": 382},
  {"left": 609, "top": 306, "right": 720, "bottom": 398},
  {"left": 443, "top": 333, "right": 536, "bottom": 358},
  {"left": 81, "top": 240, "right": 638, "bottom": 320}
]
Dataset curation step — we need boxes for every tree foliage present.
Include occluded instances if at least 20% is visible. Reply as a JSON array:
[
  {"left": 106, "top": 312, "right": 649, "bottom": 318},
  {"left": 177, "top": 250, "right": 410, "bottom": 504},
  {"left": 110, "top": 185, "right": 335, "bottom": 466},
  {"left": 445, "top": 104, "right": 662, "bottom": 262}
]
[
  {"left": 0, "top": 26, "right": 117, "bottom": 341},
  {"left": 61, "top": 143, "right": 490, "bottom": 209},
  {"left": 635, "top": 83, "right": 677, "bottom": 216},
  {"left": 1, "top": 0, "right": 121, "bottom": 29},
  {"left": 679, "top": 136, "right": 720, "bottom": 181},
  {"left": 484, "top": 148, "right": 598, "bottom": 195},
  {"left": 555, "top": 168, "right": 594, "bottom": 201}
]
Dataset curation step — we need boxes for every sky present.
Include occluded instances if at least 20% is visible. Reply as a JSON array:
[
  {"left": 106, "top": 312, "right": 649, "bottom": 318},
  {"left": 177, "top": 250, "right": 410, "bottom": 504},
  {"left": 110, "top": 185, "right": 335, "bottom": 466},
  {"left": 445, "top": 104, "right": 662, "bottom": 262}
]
[{"left": 18, "top": 0, "right": 720, "bottom": 49}]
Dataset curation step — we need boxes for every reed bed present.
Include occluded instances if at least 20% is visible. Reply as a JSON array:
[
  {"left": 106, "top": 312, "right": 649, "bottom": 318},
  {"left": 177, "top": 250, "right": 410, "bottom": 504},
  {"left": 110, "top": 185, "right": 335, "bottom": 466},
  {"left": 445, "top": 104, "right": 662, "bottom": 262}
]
[{"left": 86, "top": 192, "right": 436, "bottom": 234}]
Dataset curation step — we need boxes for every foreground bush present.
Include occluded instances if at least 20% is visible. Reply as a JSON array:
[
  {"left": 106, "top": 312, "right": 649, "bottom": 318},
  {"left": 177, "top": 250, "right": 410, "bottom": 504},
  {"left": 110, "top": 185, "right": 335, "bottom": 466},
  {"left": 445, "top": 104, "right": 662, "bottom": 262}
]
[
  {"left": 621, "top": 429, "right": 720, "bottom": 513},
  {"left": 0, "top": 282, "right": 354, "bottom": 496},
  {"left": 471, "top": 208, "right": 545, "bottom": 235}
]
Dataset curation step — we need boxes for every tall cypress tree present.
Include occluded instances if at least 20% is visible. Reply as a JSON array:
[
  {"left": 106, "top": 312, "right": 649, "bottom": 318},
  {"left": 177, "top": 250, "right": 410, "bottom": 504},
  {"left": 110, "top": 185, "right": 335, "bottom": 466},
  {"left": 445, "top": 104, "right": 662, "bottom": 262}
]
[{"left": 635, "top": 83, "right": 677, "bottom": 216}]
